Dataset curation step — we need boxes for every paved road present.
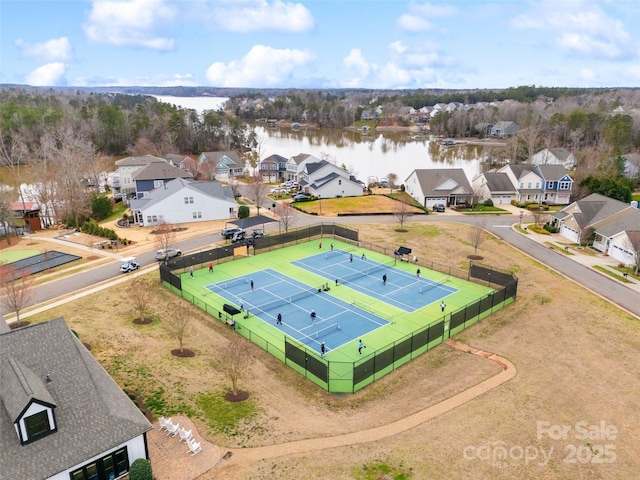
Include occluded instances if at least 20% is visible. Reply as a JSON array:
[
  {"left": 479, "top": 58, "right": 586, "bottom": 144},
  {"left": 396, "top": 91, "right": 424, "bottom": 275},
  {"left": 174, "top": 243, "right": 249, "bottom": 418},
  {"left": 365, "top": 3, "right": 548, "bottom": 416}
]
[{"left": 17, "top": 211, "right": 640, "bottom": 320}]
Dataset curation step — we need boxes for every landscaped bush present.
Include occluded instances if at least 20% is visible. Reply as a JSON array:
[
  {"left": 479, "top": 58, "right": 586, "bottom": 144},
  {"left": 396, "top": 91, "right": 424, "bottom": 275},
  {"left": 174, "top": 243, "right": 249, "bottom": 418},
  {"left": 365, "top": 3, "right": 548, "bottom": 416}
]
[
  {"left": 543, "top": 223, "right": 558, "bottom": 233},
  {"left": 128, "top": 458, "right": 152, "bottom": 480},
  {"left": 81, "top": 220, "right": 127, "bottom": 243},
  {"left": 483, "top": 199, "right": 494, "bottom": 207},
  {"left": 238, "top": 205, "right": 250, "bottom": 219}
]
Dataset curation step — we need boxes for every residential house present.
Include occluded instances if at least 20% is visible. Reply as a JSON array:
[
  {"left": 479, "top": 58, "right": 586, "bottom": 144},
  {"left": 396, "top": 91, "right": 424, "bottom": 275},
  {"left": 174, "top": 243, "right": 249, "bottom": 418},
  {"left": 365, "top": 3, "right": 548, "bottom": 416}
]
[
  {"left": 259, "top": 154, "right": 288, "bottom": 183},
  {"left": 360, "top": 109, "right": 374, "bottom": 121},
  {"left": 288, "top": 153, "right": 322, "bottom": 182},
  {"left": 0, "top": 317, "right": 152, "bottom": 480},
  {"left": 497, "top": 164, "right": 544, "bottom": 204},
  {"left": 550, "top": 193, "right": 636, "bottom": 246},
  {"left": 471, "top": 172, "right": 517, "bottom": 205},
  {"left": 474, "top": 122, "right": 493, "bottom": 137},
  {"left": 591, "top": 209, "right": 640, "bottom": 264},
  {"left": 299, "top": 160, "right": 363, "bottom": 198},
  {"left": 164, "top": 153, "right": 191, "bottom": 167},
  {"left": 530, "top": 148, "right": 576, "bottom": 169},
  {"left": 115, "top": 154, "right": 168, "bottom": 198},
  {"left": 197, "top": 151, "right": 245, "bottom": 180},
  {"left": 621, "top": 153, "right": 640, "bottom": 180},
  {"left": 132, "top": 162, "right": 192, "bottom": 199},
  {"left": 491, "top": 121, "right": 519, "bottom": 137},
  {"left": 404, "top": 168, "right": 473, "bottom": 208},
  {"left": 129, "top": 177, "right": 238, "bottom": 226}
]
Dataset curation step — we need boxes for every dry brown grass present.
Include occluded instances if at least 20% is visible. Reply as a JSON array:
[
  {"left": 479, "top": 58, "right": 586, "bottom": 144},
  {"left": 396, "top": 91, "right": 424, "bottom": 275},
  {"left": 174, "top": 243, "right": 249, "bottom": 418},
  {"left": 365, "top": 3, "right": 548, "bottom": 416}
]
[
  {"left": 294, "top": 193, "right": 424, "bottom": 216},
  {"left": 20, "top": 222, "right": 640, "bottom": 479}
]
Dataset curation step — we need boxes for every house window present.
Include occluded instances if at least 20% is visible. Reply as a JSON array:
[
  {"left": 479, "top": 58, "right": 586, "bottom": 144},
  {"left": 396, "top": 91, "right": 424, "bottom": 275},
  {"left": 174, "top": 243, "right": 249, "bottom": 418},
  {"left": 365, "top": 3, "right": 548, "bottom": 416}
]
[
  {"left": 338, "top": 179, "right": 342, "bottom": 185},
  {"left": 519, "top": 182, "right": 523, "bottom": 188},
  {"left": 153, "top": 180, "right": 163, "bottom": 188},
  {"left": 527, "top": 182, "right": 532, "bottom": 188},
  {"left": 547, "top": 181, "right": 553, "bottom": 189},
  {"left": 560, "top": 181, "right": 571, "bottom": 190},
  {"left": 535, "top": 182, "right": 539, "bottom": 188},
  {"left": 25, "top": 410, "right": 50, "bottom": 440},
  {"left": 70, "top": 447, "right": 129, "bottom": 480},
  {"left": 193, "top": 211, "right": 202, "bottom": 219},
  {"left": 184, "top": 197, "right": 193, "bottom": 204}
]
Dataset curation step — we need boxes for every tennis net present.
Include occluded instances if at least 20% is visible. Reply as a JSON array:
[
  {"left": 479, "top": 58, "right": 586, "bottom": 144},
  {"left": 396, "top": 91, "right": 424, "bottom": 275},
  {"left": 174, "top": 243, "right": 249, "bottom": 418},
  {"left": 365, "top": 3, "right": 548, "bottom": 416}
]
[
  {"left": 290, "top": 322, "right": 341, "bottom": 347},
  {"left": 419, "top": 276, "right": 450, "bottom": 294},
  {"left": 251, "top": 285, "right": 320, "bottom": 314},
  {"left": 219, "top": 277, "right": 247, "bottom": 290},
  {"left": 351, "top": 299, "right": 392, "bottom": 325},
  {"left": 341, "top": 259, "right": 395, "bottom": 284},
  {"left": 324, "top": 248, "right": 355, "bottom": 260}
]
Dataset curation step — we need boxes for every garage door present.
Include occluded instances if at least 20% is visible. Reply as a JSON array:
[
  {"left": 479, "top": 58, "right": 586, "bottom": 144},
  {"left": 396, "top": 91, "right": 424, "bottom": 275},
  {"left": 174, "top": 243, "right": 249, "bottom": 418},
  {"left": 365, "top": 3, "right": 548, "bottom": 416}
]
[{"left": 561, "top": 225, "right": 579, "bottom": 243}]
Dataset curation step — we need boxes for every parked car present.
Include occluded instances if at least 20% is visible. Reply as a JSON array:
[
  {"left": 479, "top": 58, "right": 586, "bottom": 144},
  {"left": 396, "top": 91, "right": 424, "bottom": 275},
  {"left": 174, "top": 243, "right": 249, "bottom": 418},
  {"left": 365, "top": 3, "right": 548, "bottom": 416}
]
[
  {"left": 252, "top": 228, "right": 265, "bottom": 238},
  {"left": 155, "top": 248, "right": 182, "bottom": 261},
  {"left": 222, "top": 227, "right": 245, "bottom": 239},
  {"left": 120, "top": 257, "right": 139, "bottom": 273},
  {"left": 231, "top": 231, "right": 246, "bottom": 243},
  {"left": 433, "top": 204, "right": 445, "bottom": 212},
  {"left": 293, "top": 193, "right": 310, "bottom": 202},
  {"left": 270, "top": 187, "right": 286, "bottom": 194}
]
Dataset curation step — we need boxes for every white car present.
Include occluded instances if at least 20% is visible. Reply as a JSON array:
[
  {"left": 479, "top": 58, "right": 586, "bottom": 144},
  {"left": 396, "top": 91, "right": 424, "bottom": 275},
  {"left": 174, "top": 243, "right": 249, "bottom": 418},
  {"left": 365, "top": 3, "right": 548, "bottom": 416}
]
[
  {"left": 270, "top": 187, "right": 285, "bottom": 194},
  {"left": 120, "top": 257, "right": 139, "bottom": 273},
  {"left": 155, "top": 248, "right": 182, "bottom": 261}
]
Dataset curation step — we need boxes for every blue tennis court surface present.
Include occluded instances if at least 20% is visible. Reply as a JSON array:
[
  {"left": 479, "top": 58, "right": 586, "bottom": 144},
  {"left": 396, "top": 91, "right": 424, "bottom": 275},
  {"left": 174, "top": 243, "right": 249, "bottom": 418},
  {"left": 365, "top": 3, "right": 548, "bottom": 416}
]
[
  {"left": 206, "top": 269, "right": 388, "bottom": 355},
  {"left": 292, "top": 249, "right": 458, "bottom": 311}
]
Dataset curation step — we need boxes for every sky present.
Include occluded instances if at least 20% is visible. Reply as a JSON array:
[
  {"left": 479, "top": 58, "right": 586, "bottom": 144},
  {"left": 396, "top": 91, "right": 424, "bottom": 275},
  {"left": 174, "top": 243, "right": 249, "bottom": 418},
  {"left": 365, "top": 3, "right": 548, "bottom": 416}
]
[{"left": 1, "top": 0, "right": 640, "bottom": 90}]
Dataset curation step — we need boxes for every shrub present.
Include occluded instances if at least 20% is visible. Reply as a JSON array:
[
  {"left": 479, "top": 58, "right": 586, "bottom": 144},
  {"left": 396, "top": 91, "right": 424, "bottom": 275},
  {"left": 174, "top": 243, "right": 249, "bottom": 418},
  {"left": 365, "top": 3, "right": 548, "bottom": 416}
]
[
  {"left": 238, "top": 205, "right": 250, "bottom": 219},
  {"left": 129, "top": 458, "right": 153, "bottom": 480},
  {"left": 483, "top": 199, "right": 494, "bottom": 207},
  {"left": 543, "top": 223, "right": 558, "bottom": 233}
]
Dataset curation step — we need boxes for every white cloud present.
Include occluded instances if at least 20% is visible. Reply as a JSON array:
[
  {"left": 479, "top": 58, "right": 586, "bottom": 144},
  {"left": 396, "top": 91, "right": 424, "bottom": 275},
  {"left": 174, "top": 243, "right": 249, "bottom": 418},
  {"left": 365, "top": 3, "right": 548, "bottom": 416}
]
[
  {"left": 84, "top": 0, "right": 176, "bottom": 50},
  {"left": 205, "top": 45, "right": 314, "bottom": 87},
  {"left": 14, "top": 37, "right": 72, "bottom": 61},
  {"left": 210, "top": 0, "right": 314, "bottom": 33},
  {"left": 25, "top": 63, "right": 66, "bottom": 86},
  {"left": 579, "top": 68, "right": 597, "bottom": 82},
  {"left": 511, "top": 1, "right": 634, "bottom": 60},
  {"left": 343, "top": 49, "right": 372, "bottom": 78},
  {"left": 398, "top": 2, "right": 457, "bottom": 33},
  {"left": 397, "top": 14, "right": 434, "bottom": 33}
]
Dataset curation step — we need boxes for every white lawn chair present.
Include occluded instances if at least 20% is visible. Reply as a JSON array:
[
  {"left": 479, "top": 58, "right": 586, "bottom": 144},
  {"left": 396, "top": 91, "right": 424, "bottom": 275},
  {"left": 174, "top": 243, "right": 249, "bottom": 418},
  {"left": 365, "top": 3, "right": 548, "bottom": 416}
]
[
  {"left": 178, "top": 427, "right": 193, "bottom": 443},
  {"left": 165, "top": 421, "right": 180, "bottom": 437},
  {"left": 158, "top": 416, "right": 172, "bottom": 432},
  {"left": 186, "top": 437, "right": 202, "bottom": 455}
]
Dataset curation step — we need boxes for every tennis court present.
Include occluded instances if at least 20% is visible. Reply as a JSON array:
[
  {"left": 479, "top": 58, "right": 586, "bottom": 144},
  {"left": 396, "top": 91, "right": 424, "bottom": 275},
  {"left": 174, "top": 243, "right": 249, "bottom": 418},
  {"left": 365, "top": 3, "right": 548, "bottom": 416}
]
[
  {"left": 206, "top": 268, "right": 388, "bottom": 355},
  {"left": 292, "top": 248, "right": 458, "bottom": 312}
]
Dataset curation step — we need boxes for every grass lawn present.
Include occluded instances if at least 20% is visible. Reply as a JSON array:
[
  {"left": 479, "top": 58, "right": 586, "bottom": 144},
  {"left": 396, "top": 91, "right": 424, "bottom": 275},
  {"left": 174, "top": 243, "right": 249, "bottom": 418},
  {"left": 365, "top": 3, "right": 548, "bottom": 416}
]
[
  {"left": 0, "top": 249, "right": 41, "bottom": 263},
  {"left": 294, "top": 193, "right": 425, "bottom": 216}
]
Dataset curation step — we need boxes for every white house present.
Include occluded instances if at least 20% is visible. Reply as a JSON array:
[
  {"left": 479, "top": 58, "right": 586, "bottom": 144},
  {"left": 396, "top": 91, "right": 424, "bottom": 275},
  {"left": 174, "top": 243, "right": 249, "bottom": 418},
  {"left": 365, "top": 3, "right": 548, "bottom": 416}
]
[
  {"left": 530, "top": 148, "right": 576, "bottom": 169},
  {"left": 591, "top": 209, "right": 640, "bottom": 264},
  {"left": 115, "top": 154, "right": 168, "bottom": 198},
  {"left": 129, "top": 177, "right": 238, "bottom": 226},
  {"left": 289, "top": 153, "right": 322, "bottom": 181},
  {"left": 621, "top": 153, "right": 640, "bottom": 180},
  {"left": 300, "top": 160, "right": 363, "bottom": 198},
  {"left": 405, "top": 168, "right": 473, "bottom": 208},
  {"left": 497, "top": 164, "right": 544, "bottom": 204},
  {"left": 0, "top": 317, "right": 152, "bottom": 480},
  {"left": 472, "top": 172, "right": 517, "bottom": 205}
]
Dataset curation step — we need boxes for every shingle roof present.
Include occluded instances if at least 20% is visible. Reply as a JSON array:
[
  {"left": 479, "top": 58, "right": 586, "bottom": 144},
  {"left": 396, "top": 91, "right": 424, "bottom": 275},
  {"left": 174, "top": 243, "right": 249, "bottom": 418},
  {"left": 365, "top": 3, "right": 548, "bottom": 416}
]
[
  {"left": 115, "top": 154, "right": 167, "bottom": 167},
  {"left": 129, "top": 177, "right": 235, "bottom": 211},
  {"left": 536, "top": 164, "right": 570, "bottom": 181},
  {"left": 409, "top": 168, "right": 472, "bottom": 197},
  {"left": 623, "top": 153, "right": 640, "bottom": 168},
  {"left": 548, "top": 148, "right": 572, "bottom": 162},
  {"left": 199, "top": 151, "right": 242, "bottom": 166},
  {"left": 3, "top": 357, "right": 57, "bottom": 422},
  {"left": 483, "top": 172, "right": 516, "bottom": 193},
  {"left": 568, "top": 193, "right": 631, "bottom": 228},
  {"left": 595, "top": 208, "right": 640, "bottom": 237},
  {"left": 132, "top": 162, "right": 192, "bottom": 181},
  {"left": 0, "top": 318, "right": 151, "bottom": 479}
]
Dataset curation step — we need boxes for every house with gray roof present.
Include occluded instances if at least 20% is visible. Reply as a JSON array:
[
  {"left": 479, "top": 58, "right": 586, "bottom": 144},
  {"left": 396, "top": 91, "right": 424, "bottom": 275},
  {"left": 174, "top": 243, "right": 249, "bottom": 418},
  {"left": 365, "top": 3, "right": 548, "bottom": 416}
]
[
  {"left": 299, "top": 160, "right": 363, "bottom": 198},
  {"left": 114, "top": 154, "right": 168, "bottom": 198},
  {"left": 0, "top": 317, "right": 152, "bottom": 480},
  {"left": 472, "top": 172, "right": 517, "bottom": 205},
  {"left": 259, "top": 154, "right": 288, "bottom": 183},
  {"left": 530, "top": 148, "right": 576, "bottom": 169},
  {"left": 404, "top": 168, "right": 473, "bottom": 208},
  {"left": 129, "top": 177, "right": 238, "bottom": 226},
  {"left": 197, "top": 151, "right": 245, "bottom": 179},
  {"left": 288, "top": 153, "right": 322, "bottom": 180},
  {"left": 621, "top": 153, "right": 640, "bottom": 180},
  {"left": 132, "top": 162, "right": 192, "bottom": 199},
  {"left": 490, "top": 121, "right": 518, "bottom": 137},
  {"left": 550, "top": 193, "right": 636, "bottom": 247}
]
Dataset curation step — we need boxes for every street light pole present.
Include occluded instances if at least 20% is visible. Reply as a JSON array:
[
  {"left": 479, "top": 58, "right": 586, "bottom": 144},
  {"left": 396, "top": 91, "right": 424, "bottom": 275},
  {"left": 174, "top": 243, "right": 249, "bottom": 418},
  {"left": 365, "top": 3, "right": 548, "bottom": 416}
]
[{"left": 319, "top": 194, "right": 322, "bottom": 215}]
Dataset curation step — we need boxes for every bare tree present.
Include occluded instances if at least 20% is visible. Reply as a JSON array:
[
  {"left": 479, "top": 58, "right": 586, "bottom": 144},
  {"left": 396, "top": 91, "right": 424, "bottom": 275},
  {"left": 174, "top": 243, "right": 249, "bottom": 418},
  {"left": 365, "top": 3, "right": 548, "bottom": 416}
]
[
  {"left": 531, "top": 208, "right": 549, "bottom": 229},
  {"left": 579, "top": 227, "right": 595, "bottom": 247},
  {"left": 276, "top": 202, "right": 298, "bottom": 233},
  {"left": 468, "top": 220, "right": 486, "bottom": 259},
  {"left": 218, "top": 337, "right": 253, "bottom": 398},
  {"left": 0, "top": 264, "right": 34, "bottom": 324},
  {"left": 153, "top": 220, "right": 177, "bottom": 253},
  {"left": 623, "top": 231, "right": 640, "bottom": 274},
  {"left": 0, "top": 189, "right": 15, "bottom": 245},
  {"left": 130, "top": 277, "right": 153, "bottom": 323},
  {"left": 393, "top": 198, "right": 414, "bottom": 230},
  {"left": 246, "top": 173, "right": 269, "bottom": 216},
  {"left": 165, "top": 301, "right": 192, "bottom": 353},
  {"left": 387, "top": 172, "right": 398, "bottom": 190}
]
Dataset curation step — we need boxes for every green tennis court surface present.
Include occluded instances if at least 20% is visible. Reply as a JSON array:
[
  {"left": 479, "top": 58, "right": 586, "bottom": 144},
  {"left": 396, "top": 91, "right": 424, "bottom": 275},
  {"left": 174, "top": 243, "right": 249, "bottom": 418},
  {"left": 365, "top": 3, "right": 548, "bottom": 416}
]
[{"left": 169, "top": 232, "right": 517, "bottom": 393}]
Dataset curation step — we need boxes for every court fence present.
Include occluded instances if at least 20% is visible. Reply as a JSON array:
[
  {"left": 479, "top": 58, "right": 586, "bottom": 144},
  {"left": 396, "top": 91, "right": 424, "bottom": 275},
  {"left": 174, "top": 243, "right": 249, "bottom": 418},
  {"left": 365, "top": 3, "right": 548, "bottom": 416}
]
[{"left": 160, "top": 225, "right": 518, "bottom": 393}]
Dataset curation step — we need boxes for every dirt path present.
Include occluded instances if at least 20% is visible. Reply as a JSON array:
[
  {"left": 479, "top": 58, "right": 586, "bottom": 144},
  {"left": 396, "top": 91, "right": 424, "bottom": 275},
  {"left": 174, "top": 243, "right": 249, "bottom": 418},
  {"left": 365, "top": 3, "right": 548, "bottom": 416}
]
[{"left": 210, "top": 340, "right": 515, "bottom": 477}]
